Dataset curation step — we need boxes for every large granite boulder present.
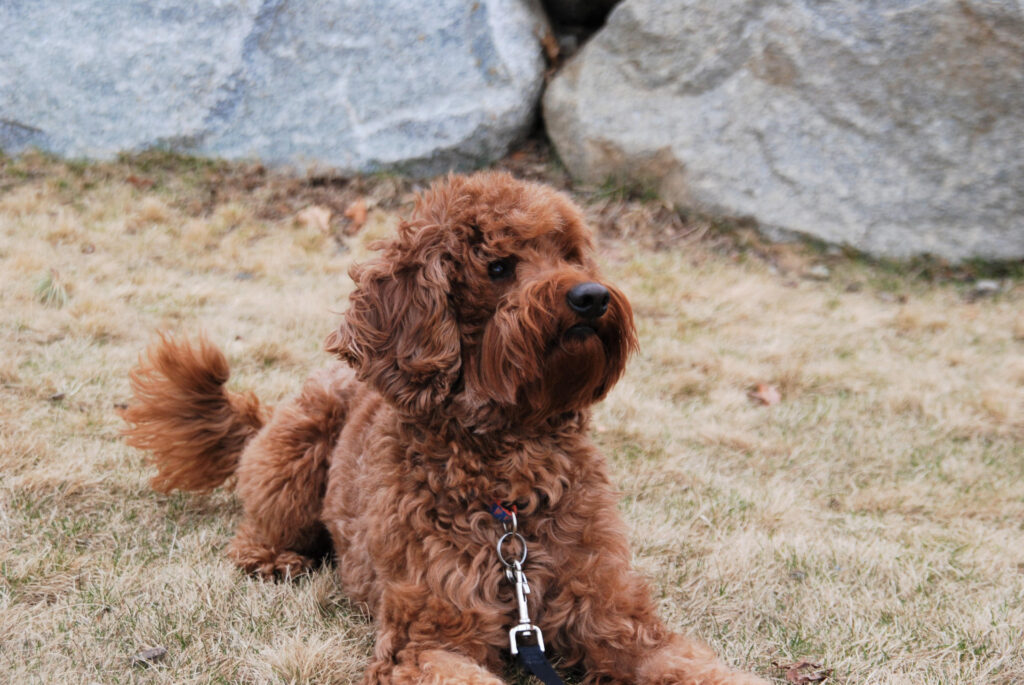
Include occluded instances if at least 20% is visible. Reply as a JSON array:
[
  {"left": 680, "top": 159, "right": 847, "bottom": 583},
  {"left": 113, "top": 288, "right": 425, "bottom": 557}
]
[
  {"left": 544, "top": 0, "right": 1024, "bottom": 260},
  {"left": 0, "top": 0, "right": 547, "bottom": 173}
]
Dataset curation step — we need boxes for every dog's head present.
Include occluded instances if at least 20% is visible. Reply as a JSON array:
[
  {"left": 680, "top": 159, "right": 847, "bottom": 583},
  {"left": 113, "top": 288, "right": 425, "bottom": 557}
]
[{"left": 326, "top": 172, "right": 637, "bottom": 428}]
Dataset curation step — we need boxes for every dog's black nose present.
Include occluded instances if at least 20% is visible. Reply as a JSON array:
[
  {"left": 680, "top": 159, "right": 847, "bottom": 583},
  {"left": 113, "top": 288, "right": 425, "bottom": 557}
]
[{"left": 567, "top": 282, "right": 610, "bottom": 319}]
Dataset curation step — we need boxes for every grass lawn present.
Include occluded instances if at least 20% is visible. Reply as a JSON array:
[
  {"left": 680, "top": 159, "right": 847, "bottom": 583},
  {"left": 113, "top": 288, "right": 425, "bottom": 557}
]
[{"left": 1, "top": 149, "right": 1022, "bottom": 684}]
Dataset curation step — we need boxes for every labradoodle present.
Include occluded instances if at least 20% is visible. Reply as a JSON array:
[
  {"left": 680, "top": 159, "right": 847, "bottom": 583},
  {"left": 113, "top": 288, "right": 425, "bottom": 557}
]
[{"left": 122, "top": 172, "right": 767, "bottom": 684}]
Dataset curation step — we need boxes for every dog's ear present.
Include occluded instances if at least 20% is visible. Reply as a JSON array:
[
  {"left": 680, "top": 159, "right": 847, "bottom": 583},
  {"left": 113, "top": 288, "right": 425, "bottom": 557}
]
[{"left": 326, "top": 221, "right": 461, "bottom": 416}]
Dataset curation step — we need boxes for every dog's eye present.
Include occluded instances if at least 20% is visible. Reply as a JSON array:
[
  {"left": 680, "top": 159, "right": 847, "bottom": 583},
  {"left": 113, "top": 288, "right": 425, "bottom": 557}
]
[{"left": 487, "top": 258, "right": 515, "bottom": 281}]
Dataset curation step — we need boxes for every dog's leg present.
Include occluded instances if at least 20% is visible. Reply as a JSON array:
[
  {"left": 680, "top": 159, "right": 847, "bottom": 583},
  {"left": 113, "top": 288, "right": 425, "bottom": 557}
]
[
  {"left": 548, "top": 504, "right": 768, "bottom": 685},
  {"left": 555, "top": 559, "right": 768, "bottom": 685},
  {"left": 227, "top": 366, "right": 356, "bottom": 578},
  {"left": 633, "top": 633, "right": 770, "bottom": 685},
  {"left": 356, "top": 587, "right": 507, "bottom": 684}
]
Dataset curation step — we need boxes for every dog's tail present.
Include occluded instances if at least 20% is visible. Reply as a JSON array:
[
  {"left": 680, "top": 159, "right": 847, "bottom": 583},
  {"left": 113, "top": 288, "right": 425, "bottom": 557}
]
[{"left": 121, "top": 333, "right": 267, "bottom": 493}]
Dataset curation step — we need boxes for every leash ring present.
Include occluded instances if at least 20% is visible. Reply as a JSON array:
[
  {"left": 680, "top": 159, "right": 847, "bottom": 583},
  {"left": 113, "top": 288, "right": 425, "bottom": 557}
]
[{"left": 496, "top": 531, "right": 528, "bottom": 568}]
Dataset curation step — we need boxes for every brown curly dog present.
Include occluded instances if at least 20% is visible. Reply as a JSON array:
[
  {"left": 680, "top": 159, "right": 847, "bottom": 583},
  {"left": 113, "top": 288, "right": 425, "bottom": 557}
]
[{"left": 122, "top": 172, "right": 767, "bottom": 684}]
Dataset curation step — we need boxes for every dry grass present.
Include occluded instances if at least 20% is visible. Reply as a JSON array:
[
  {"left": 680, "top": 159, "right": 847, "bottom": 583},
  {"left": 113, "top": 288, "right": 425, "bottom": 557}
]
[{"left": 1, "top": 151, "right": 1022, "bottom": 684}]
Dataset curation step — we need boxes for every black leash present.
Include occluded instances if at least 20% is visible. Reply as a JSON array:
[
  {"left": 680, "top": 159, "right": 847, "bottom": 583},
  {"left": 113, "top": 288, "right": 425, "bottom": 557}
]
[
  {"left": 518, "top": 641, "right": 565, "bottom": 685},
  {"left": 490, "top": 502, "right": 565, "bottom": 685}
]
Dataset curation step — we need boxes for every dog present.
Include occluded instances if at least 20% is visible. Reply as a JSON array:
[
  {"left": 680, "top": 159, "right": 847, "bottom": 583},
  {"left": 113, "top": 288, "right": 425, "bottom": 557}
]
[{"left": 122, "top": 172, "right": 767, "bottom": 684}]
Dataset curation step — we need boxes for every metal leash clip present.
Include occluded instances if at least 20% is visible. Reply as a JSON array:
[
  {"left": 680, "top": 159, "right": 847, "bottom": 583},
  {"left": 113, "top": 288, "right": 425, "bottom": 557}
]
[
  {"left": 496, "top": 521, "right": 546, "bottom": 655},
  {"left": 506, "top": 559, "right": 545, "bottom": 655}
]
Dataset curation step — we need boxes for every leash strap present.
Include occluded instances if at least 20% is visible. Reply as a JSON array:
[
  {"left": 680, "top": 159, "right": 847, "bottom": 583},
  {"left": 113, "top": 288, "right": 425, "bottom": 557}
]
[
  {"left": 518, "top": 642, "right": 565, "bottom": 685},
  {"left": 490, "top": 501, "right": 565, "bottom": 685}
]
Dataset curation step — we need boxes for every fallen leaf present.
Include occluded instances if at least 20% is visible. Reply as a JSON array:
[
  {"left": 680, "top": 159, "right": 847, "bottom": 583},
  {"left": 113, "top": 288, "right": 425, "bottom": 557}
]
[
  {"left": 343, "top": 198, "right": 368, "bottom": 233},
  {"left": 540, "top": 30, "right": 560, "bottom": 62},
  {"left": 131, "top": 646, "right": 168, "bottom": 668},
  {"left": 126, "top": 175, "right": 155, "bottom": 189},
  {"left": 295, "top": 205, "right": 332, "bottom": 234},
  {"left": 772, "top": 660, "right": 832, "bottom": 684},
  {"left": 749, "top": 383, "right": 781, "bottom": 406}
]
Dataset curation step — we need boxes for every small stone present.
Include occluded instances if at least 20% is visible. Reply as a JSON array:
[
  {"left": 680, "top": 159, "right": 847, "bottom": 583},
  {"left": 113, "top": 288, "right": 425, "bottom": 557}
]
[
  {"left": 845, "top": 281, "right": 863, "bottom": 293},
  {"left": 804, "top": 264, "right": 830, "bottom": 280},
  {"left": 972, "top": 279, "right": 1001, "bottom": 297},
  {"left": 131, "top": 646, "right": 167, "bottom": 668}
]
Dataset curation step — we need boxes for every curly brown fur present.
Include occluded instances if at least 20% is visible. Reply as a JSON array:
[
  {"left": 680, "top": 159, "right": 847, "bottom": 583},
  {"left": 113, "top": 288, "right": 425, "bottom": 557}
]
[
  {"left": 121, "top": 333, "right": 267, "bottom": 493},
  {"left": 124, "top": 172, "right": 767, "bottom": 684}
]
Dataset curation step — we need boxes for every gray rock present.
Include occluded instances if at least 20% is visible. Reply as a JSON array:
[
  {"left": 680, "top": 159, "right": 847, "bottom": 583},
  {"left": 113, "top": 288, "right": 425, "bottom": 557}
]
[
  {"left": 0, "top": 0, "right": 547, "bottom": 174},
  {"left": 543, "top": 0, "right": 1024, "bottom": 260}
]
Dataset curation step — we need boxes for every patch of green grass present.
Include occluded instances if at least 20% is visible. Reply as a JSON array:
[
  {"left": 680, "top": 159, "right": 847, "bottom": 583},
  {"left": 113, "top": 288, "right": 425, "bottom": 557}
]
[
  {"left": 853, "top": 251, "right": 1024, "bottom": 289},
  {"left": 117, "top": 149, "right": 226, "bottom": 177},
  {"left": 593, "top": 174, "right": 660, "bottom": 203},
  {"left": 34, "top": 269, "right": 70, "bottom": 307}
]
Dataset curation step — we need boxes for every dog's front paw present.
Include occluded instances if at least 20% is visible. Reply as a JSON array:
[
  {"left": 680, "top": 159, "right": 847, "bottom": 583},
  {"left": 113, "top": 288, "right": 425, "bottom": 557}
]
[
  {"left": 380, "top": 649, "right": 505, "bottom": 685},
  {"left": 636, "top": 635, "right": 770, "bottom": 685}
]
